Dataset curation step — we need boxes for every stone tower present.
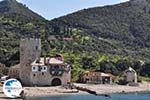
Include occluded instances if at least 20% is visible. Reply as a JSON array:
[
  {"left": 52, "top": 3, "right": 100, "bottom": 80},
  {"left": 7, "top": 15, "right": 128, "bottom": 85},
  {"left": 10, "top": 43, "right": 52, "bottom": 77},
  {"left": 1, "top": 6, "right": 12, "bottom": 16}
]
[{"left": 19, "top": 38, "right": 41, "bottom": 85}]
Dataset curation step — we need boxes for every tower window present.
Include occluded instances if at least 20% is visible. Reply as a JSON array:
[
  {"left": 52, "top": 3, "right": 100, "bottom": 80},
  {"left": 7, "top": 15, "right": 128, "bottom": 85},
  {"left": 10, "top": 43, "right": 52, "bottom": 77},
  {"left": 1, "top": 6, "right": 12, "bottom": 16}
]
[
  {"left": 33, "top": 67, "right": 35, "bottom": 70},
  {"left": 35, "top": 46, "right": 38, "bottom": 50}
]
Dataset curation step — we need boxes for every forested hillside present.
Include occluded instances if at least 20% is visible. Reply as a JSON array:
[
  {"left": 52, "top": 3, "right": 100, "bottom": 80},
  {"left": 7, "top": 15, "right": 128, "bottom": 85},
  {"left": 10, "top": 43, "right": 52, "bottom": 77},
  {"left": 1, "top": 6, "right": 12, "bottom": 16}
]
[
  {"left": 0, "top": 0, "right": 150, "bottom": 81},
  {"left": 50, "top": 0, "right": 150, "bottom": 60}
]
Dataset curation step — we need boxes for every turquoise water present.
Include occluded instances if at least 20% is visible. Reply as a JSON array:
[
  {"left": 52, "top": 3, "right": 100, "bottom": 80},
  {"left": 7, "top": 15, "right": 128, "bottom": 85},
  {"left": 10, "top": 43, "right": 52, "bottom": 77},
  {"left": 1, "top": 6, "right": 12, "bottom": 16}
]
[{"left": 28, "top": 93, "right": 150, "bottom": 100}]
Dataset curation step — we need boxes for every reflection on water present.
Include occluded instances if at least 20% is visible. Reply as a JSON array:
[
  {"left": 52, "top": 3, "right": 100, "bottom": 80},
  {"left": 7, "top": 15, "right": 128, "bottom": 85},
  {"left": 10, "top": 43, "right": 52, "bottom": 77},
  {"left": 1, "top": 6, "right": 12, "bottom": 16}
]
[{"left": 28, "top": 93, "right": 150, "bottom": 100}]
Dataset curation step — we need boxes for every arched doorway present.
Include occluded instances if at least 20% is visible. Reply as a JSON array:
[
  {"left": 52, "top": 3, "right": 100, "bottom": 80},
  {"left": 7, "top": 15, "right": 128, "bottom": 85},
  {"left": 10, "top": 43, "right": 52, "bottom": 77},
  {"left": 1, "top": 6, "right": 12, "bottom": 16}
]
[{"left": 51, "top": 78, "right": 62, "bottom": 86}]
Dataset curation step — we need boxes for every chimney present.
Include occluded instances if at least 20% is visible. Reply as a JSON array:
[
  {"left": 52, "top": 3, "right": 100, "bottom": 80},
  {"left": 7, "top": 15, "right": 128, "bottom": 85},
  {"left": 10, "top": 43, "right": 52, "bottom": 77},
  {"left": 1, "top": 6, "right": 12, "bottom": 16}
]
[{"left": 44, "top": 55, "right": 46, "bottom": 65}]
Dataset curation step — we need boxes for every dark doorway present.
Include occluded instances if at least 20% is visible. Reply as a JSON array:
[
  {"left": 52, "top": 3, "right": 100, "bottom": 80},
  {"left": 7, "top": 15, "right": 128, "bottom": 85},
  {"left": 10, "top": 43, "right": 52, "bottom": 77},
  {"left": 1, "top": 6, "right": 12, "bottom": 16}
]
[{"left": 51, "top": 78, "right": 62, "bottom": 86}]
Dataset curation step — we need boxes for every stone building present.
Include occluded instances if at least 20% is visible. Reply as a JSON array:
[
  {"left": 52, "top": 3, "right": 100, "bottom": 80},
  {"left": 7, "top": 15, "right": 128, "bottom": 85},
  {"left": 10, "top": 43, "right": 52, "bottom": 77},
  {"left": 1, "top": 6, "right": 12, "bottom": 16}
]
[
  {"left": 9, "top": 38, "right": 71, "bottom": 86},
  {"left": 8, "top": 64, "right": 20, "bottom": 79},
  {"left": 30, "top": 56, "right": 71, "bottom": 86},
  {"left": 123, "top": 67, "right": 137, "bottom": 84},
  {"left": 79, "top": 71, "right": 115, "bottom": 84}
]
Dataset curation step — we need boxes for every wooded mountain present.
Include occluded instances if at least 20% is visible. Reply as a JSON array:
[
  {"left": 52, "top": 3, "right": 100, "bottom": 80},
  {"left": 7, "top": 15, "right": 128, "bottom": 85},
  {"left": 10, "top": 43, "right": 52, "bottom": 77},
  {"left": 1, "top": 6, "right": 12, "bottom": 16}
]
[
  {"left": 0, "top": 0, "right": 44, "bottom": 20},
  {"left": 0, "top": 0, "right": 47, "bottom": 66},
  {"left": 0, "top": 0, "right": 150, "bottom": 78},
  {"left": 50, "top": 0, "right": 150, "bottom": 59}
]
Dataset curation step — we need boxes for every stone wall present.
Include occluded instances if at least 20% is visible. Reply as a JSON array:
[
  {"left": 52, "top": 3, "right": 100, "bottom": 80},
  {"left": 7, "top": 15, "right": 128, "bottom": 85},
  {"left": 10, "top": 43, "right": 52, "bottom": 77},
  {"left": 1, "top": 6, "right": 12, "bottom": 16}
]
[
  {"left": 30, "top": 72, "right": 51, "bottom": 86},
  {"left": 8, "top": 67, "right": 20, "bottom": 79}
]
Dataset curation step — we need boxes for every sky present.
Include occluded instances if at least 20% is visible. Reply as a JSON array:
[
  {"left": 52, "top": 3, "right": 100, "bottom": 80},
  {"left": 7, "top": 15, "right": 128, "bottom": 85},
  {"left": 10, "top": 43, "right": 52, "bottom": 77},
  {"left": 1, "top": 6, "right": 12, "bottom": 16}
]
[{"left": 5, "top": 0, "right": 129, "bottom": 20}]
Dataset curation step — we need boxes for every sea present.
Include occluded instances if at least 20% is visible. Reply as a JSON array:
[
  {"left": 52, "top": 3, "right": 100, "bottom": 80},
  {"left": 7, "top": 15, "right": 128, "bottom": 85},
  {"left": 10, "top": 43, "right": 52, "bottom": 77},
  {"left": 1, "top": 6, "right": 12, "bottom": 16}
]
[{"left": 28, "top": 93, "right": 150, "bottom": 100}]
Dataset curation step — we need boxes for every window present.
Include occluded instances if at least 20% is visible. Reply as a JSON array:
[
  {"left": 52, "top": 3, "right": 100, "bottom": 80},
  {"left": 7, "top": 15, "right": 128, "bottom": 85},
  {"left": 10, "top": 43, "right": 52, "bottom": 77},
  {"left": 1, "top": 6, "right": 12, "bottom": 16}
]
[
  {"left": 38, "top": 66, "right": 42, "bottom": 71},
  {"left": 52, "top": 71, "right": 55, "bottom": 74},
  {"left": 20, "top": 48, "right": 24, "bottom": 53},
  {"left": 33, "top": 74, "right": 36, "bottom": 77},
  {"left": 41, "top": 66, "right": 47, "bottom": 72},
  {"left": 35, "top": 46, "right": 38, "bottom": 50},
  {"left": 42, "top": 72, "right": 44, "bottom": 75},
  {"left": 44, "top": 67, "right": 46, "bottom": 70},
  {"left": 32, "top": 65, "right": 38, "bottom": 72},
  {"left": 58, "top": 71, "right": 62, "bottom": 75}
]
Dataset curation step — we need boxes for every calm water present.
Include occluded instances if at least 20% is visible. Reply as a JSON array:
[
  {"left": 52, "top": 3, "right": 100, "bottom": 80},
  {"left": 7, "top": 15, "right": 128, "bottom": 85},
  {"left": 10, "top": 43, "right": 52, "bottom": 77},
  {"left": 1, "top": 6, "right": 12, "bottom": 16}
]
[{"left": 28, "top": 93, "right": 150, "bottom": 100}]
